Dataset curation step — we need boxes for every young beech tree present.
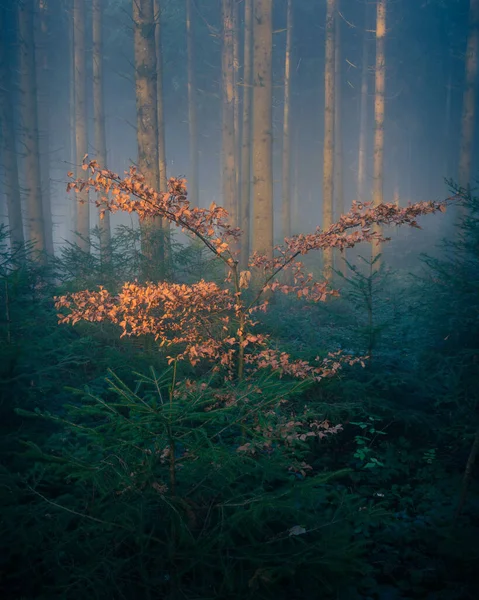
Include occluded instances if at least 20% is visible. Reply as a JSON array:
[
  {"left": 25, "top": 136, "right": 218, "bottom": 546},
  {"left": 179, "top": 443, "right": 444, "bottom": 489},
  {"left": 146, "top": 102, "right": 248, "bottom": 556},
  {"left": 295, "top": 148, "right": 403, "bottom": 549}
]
[{"left": 57, "top": 160, "right": 451, "bottom": 384}]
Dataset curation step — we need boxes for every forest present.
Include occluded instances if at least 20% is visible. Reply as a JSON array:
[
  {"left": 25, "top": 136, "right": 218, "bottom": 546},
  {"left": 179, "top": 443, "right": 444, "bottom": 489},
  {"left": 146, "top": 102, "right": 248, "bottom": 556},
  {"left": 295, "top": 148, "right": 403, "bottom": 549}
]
[{"left": 0, "top": 0, "right": 478, "bottom": 598}]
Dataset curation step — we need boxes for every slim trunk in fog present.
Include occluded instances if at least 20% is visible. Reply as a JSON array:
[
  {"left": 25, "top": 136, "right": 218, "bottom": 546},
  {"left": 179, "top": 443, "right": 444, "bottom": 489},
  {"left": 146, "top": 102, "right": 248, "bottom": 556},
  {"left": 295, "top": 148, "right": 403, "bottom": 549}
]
[
  {"left": 458, "top": 0, "right": 479, "bottom": 189},
  {"left": 133, "top": 0, "right": 162, "bottom": 264},
  {"left": 233, "top": 0, "right": 240, "bottom": 197},
  {"left": 73, "top": 0, "right": 89, "bottom": 251},
  {"left": 357, "top": 2, "right": 369, "bottom": 204},
  {"left": 186, "top": 0, "right": 198, "bottom": 205},
  {"left": 372, "top": 0, "right": 386, "bottom": 264},
  {"left": 222, "top": 0, "right": 237, "bottom": 226},
  {"left": 281, "top": 0, "right": 292, "bottom": 242},
  {"left": 0, "top": 8, "right": 24, "bottom": 249},
  {"left": 36, "top": 0, "right": 54, "bottom": 256},
  {"left": 292, "top": 127, "right": 299, "bottom": 234},
  {"left": 444, "top": 55, "right": 452, "bottom": 178},
  {"left": 154, "top": 0, "right": 169, "bottom": 261},
  {"left": 252, "top": 0, "right": 273, "bottom": 259},
  {"left": 69, "top": 1, "right": 75, "bottom": 237},
  {"left": 334, "top": 4, "right": 345, "bottom": 275},
  {"left": 92, "top": 0, "right": 111, "bottom": 259},
  {"left": 240, "top": 0, "right": 252, "bottom": 268},
  {"left": 18, "top": 0, "right": 46, "bottom": 257},
  {"left": 322, "top": 0, "right": 336, "bottom": 277}
]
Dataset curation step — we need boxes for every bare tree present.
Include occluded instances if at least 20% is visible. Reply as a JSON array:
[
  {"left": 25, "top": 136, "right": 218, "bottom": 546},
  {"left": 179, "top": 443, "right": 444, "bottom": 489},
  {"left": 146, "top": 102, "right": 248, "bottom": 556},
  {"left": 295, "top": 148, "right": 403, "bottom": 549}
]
[
  {"left": 281, "top": 0, "right": 293, "bottom": 242},
  {"left": 372, "top": 0, "right": 386, "bottom": 263},
  {"left": 18, "top": 0, "right": 46, "bottom": 257},
  {"left": 252, "top": 0, "right": 273, "bottom": 259},
  {"left": 92, "top": 0, "right": 111, "bottom": 259},
  {"left": 240, "top": 0, "right": 252, "bottom": 268},
  {"left": 322, "top": 0, "right": 336, "bottom": 276},
  {"left": 186, "top": 0, "right": 198, "bottom": 205}
]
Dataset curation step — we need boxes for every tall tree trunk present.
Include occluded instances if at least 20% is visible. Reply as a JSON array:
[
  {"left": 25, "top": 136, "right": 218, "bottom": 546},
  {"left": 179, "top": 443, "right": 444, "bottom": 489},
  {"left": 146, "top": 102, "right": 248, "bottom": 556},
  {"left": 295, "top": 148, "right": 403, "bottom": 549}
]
[
  {"left": 372, "top": 0, "right": 386, "bottom": 264},
  {"left": 240, "top": 0, "right": 252, "bottom": 268},
  {"left": 233, "top": 0, "right": 240, "bottom": 199},
  {"left": 444, "top": 55, "right": 452, "bottom": 179},
  {"left": 322, "top": 0, "right": 336, "bottom": 277},
  {"left": 69, "top": 1, "right": 75, "bottom": 238},
  {"left": 334, "top": 3, "right": 345, "bottom": 274},
  {"left": 252, "top": 0, "right": 273, "bottom": 259},
  {"left": 73, "top": 0, "right": 89, "bottom": 251},
  {"left": 222, "top": 0, "right": 237, "bottom": 227},
  {"left": 154, "top": 0, "right": 169, "bottom": 268},
  {"left": 357, "top": 1, "right": 369, "bottom": 204},
  {"left": 458, "top": 0, "right": 479, "bottom": 190},
  {"left": 133, "top": 0, "right": 161, "bottom": 267},
  {"left": 36, "top": 0, "right": 54, "bottom": 256},
  {"left": 185, "top": 0, "right": 198, "bottom": 205},
  {"left": 92, "top": 0, "right": 111, "bottom": 260},
  {"left": 0, "top": 6, "right": 24, "bottom": 249},
  {"left": 281, "top": 0, "right": 292, "bottom": 242},
  {"left": 18, "top": 0, "right": 46, "bottom": 258}
]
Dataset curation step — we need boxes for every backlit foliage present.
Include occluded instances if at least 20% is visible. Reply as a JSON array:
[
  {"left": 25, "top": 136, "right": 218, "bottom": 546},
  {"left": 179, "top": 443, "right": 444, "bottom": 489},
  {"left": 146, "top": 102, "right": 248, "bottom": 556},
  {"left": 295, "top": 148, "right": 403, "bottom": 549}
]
[{"left": 56, "top": 159, "right": 453, "bottom": 381}]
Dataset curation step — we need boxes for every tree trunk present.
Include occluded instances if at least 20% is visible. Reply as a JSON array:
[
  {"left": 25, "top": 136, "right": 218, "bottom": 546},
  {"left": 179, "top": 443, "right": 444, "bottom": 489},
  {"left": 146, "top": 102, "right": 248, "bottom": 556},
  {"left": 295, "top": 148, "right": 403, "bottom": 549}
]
[
  {"left": 133, "top": 0, "right": 161, "bottom": 267},
  {"left": 252, "top": 0, "right": 273, "bottom": 259},
  {"left": 69, "top": 1, "right": 75, "bottom": 238},
  {"left": 233, "top": 0, "right": 240, "bottom": 200},
  {"left": 0, "top": 6, "right": 24, "bottom": 249},
  {"left": 372, "top": 0, "right": 386, "bottom": 264},
  {"left": 322, "top": 0, "right": 336, "bottom": 277},
  {"left": 18, "top": 0, "right": 46, "bottom": 258},
  {"left": 240, "top": 0, "right": 252, "bottom": 268},
  {"left": 36, "top": 0, "right": 54, "bottom": 256},
  {"left": 357, "top": 1, "right": 369, "bottom": 204},
  {"left": 222, "top": 0, "right": 237, "bottom": 227},
  {"left": 185, "top": 0, "right": 198, "bottom": 205},
  {"left": 73, "top": 0, "right": 89, "bottom": 251},
  {"left": 92, "top": 0, "right": 111, "bottom": 260},
  {"left": 334, "top": 3, "right": 345, "bottom": 275},
  {"left": 154, "top": 0, "right": 169, "bottom": 268},
  {"left": 458, "top": 0, "right": 479, "bottom": 190},
  {"left": 281, "top": 0, "right": 292, "bottom": 242}
]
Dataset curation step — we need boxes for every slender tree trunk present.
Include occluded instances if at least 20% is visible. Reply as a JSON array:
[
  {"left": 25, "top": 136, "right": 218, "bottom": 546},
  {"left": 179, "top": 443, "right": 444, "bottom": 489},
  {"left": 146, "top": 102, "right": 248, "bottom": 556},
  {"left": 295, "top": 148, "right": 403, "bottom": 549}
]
[
  {"left": 69, "top": 1, "right": 75, "bottom": 238},
  {"left": 133, "top": 0, "right": 161, "bottom": 267},
  {"left": 322, "top": 0, "right": 336, "bottom": 277},
  {"left": 222, "top": 0, "right": 237, "bottom": 226},
  {"left": 92, "top": 0, "right": 111, "bottom": 260},
  {"left": 233, "top": 0, "right": 240, "bottom": 199},
  {"left": 372, "top": 0, "right": 386, "bottom": 264},
  {"left": 36, "top": 0, "right": 54, "bottom": 256},
  {"left": 292, "top": 127, "right": 300, "bottom": 234},
  {"left": 281, "top": 0, "right": 292, "bottom": 242},
  {"left": 73, "top": 0, "right": 89, "bottom": 251},
  {"left": 240, "top": 0, "right": 252, "bottom": 268},
  {"left": 185, "top": 0, "right": 198, "bottom": 205},
  {"left": 357, "top": 1, "right": 369, "bottom": 204},
  {"left": 154, "top": 0, "right": 169, "bottom": 268},
  {"left": 0, "top": 6, "right": 24, "bottom": 249},
  {"left": 252, "top": 0, "right": 273, "bottom": 259},
  {"left": 18, "top": 0, "right": 46, "bottom": 258},
  {"left": 334, "top": 3, "right": 345, "bottom": 275},
  {"left": 444, "top": 55, "right": 452, "bottom": 179},
  {"left": 458, "top": 0, "right": 479, "bottom": 190}
]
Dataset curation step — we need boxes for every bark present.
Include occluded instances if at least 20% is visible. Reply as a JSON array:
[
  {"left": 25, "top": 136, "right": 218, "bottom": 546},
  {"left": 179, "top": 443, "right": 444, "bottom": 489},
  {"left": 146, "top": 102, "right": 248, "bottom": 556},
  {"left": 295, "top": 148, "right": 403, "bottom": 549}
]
[
  {"left": 222, "top": 0, "right": 237, "bottom": 226},
  {"left": 0, "top": 7, "right": 24, "bottom": 249},
  {"left": 458, "top": 0, "right": 479, "bottom": 189},
  {"left": 133, "top": 0, "right": 161, "bottom": 266},
  {"left": 92, "top": 0, "right": 111, "bottom": 260},
  {"left": 322, "top": 0, "right": 336, "bottom": 277},
  {"left": 233, "top": 0, "right": 240, "bottom": 198},
  {"left": 252, "top": 0, "right": 273, "bottom": 259},
  {"left": 372, "top": 0, "right": 386, "bottom": 264},
  {"left": 36, "top": 0, "right": 54, "bottom": 255},
  {"left": 69, "top": 1, "right": 75, "bottom": 236},
  {"left": 18, "top": 0, "right": 46, "bottom": 257},
  {"left": 185, "top": 0, "right": 198, "bottom": 205},
  {"left": 357, "top": 1, "right": 369, "bottom": 203},
  {"left": 73, "top": 0, "right": 89, "bottom": 251},
  {"left": 334, "top": 4, "right": 345, "bottom": 275},
  {"left": 154, "top": 0, "right": 169, "bottom": 265},
  {"left": 240, "top": 0, "right": 252, "bottom": 268},
  {"left": 281, "top": 0, "right": 292, "bottom": 241}
]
